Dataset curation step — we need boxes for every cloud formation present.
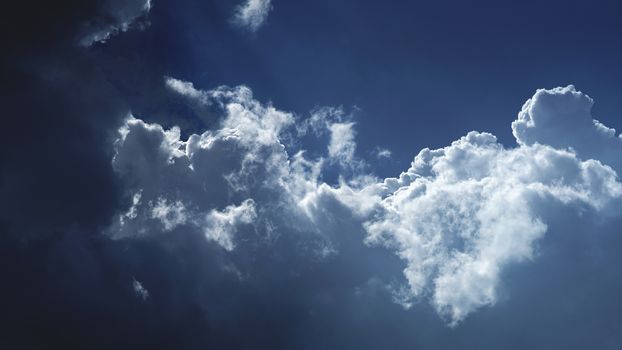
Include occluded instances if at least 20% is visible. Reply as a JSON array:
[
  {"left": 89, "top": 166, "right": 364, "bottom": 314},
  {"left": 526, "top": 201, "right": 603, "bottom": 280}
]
[
  {"left": 3, "top": 1, "right": 621, "bottom": 347},
  {"left": 362, "top": 133, "right": 620, "bottom": 324},
  {"left": 109, "top": 80, "right": 622, "bottom": 327},
  {"left": 355, "top": 85, "right": 622, "bottom": 324},
  {"left": 512, "top": 85, "right": 622, "bottom": 173},
  {"left": 232, "top": 0, "right": 272, "bottom": 32}
]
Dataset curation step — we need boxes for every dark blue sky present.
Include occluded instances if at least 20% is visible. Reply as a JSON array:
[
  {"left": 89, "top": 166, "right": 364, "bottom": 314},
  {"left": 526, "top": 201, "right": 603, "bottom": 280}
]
[{"left": 105, "top": 0, "right": 622, "bottom": 175}]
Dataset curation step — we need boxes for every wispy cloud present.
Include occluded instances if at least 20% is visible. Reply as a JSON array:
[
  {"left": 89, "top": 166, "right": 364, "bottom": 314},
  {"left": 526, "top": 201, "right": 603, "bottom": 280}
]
[{"left": 231, "top": 0, "right": 272, "bottom": 33}]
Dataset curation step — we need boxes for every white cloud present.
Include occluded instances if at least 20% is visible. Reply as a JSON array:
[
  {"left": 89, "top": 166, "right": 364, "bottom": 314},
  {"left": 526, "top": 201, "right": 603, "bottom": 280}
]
[
  {"left": 165, "top": 76, "right": 206, "bottom": 101},
  {"left": 150, "top": 197, "right": 188, "bottom": 231},
  {"left": 328, "top": 122, "right": 357, "bottom": 164},
  {"left": 374, "top": 147, "right": 392, "bottom": 159},
  {"left": 109, "top": 81, "right": 622, "bottom": 326},
  {"left": 203, "top": 199, "right": 257, "bottom": 250},
  {"left": 232, "top": 0, "right": 272, "bottom": 33},
  {"left": 512, "top": 85, "right": 622, "bottom": 172},
  {"left": 360, "top": 133, "right": 621, "bottom": 325},
  {"left": 109, "top": 81, "right": 327, "bottom": 250},
  {"left": 342, "top": 85, "right": 622, "bottom": 325}
]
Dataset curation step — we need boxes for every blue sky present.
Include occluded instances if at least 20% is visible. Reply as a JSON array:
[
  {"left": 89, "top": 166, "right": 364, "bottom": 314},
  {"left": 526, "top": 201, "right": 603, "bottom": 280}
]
[
  {"left": 1, "top": 0, "right": 622, "bottom": 348},
  {"left": 104, "top": 0, "right": 622, "bottom": 174}
]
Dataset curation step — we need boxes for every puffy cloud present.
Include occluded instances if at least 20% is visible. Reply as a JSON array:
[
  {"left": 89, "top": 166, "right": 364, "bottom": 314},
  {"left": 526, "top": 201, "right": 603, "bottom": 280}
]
[
  {"left": 109, "top": 81, "right": 622, "bottom": 330},
  {"left": 165, "top": 76, "right": 206, "bottom": 102},
  {"left": 333, "top": 86, "right": 622, "bottom": 325},
  {"left": 512, "top": 85, "right": 622, "bottom": 172},
  {"left": 361, "top": 132, "right": 621, "bottom": 324},
  {"left": 1, "top": 0, "right": 151, "bottom": 52},
  {"left": 109, "top": 83, "right": 326, "bottom": 251},
  {"left": 341, "top": 85, "right": 622, "bottom": 325},
  {"left": 232, "top": 0, "right": 272, "bottom": 33}
]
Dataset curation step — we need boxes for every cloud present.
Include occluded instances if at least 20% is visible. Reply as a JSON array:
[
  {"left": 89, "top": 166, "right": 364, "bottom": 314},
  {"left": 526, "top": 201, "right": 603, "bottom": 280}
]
[
  {"left": 132, "top": 278, "right": 150, "bottom": 300},
  {"left": 512, "top": 85, "right": 622, "bottom": 172},
  {"left": 203, "top": 199, "right": 257, "bottom": 250},
  {"left": 165, "top": 76, "right": 206, "bottom": 101},
  {"left": 360, "top": 132, "right": 621, "bottom": 325},
  {"left": 232, "top": 0, "right": 273, "bottom": 33},
  {"left": 79, "top": 0, "right": 152, "bottom": 46},
  {"left": 346, "top": 85, "right": 622, "bottom": 325},
  {"left": 109, "top": 84, "right": 320, "bottom": 251},
  {"left": 109, "top": 80, "right": 622, "bottom": 329},
  {"left": 374, "top": 147, "right": 392, "bottom": 159}
]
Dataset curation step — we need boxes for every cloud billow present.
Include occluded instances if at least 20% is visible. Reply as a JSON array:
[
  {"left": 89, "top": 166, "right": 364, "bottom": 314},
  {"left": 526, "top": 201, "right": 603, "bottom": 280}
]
[{"left": 110, "top": 80, "right": 622, "bottom": 327}]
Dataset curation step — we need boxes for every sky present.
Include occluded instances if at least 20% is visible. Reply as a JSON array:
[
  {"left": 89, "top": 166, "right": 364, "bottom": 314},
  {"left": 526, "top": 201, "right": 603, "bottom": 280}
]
[{"left": 1, "top": 0, "right": 621, "bottom": 349}]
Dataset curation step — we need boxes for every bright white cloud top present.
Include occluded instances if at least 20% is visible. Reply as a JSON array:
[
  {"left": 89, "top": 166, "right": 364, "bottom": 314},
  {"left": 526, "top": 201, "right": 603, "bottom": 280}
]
[
  {"left": 110, "top": 82, "right": 622, "bottom": 326},
  {"left": 232, "top": 0, "right": 272, "bottom": 33}
]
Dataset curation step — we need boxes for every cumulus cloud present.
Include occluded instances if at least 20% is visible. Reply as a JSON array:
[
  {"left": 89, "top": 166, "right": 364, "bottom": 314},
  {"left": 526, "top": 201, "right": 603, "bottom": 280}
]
[
  {"left": 165, "top": 76, "right": 206, "bottom": 102},
  {"left": 328, "top": 122, "right": 357, "bottom": 164},
  {"left": 150, "top": 197, "right": 188, "bottom": 231},
  {"left": 4, "top": 1, "right": 621, "bottom": 345},
  {"left": 345, "top": 85, "right": 622, "bottom": 325},
  {"left": 512, "top": 85, "right": 622, "bottom": 172},
  {"left": 232, "top": 0, "right": 273, "bottom": 32},
  {"left": 203, "top": 199, "right": 257, "bottom": 250},
  {"left": 360, "top": 133, "right": 621, "bottom": 324},
  {"left": 109, "top": 81, "right": 622, "bottom": 328},
  {"left": 110, "top": 83, "right": 330, "bottom": 253}
]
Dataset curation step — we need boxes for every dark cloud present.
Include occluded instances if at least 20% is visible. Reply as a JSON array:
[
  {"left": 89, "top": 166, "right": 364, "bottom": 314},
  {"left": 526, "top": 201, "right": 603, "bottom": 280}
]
[
  {"left": 0, "top": 0, "right": 155, "bottom": 239},
  {"left": 0, "top": 1, "right": 150, "bottom": 347},
  {"left": 1, "top": 0, "right": 149, "bottom": 52}
]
